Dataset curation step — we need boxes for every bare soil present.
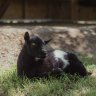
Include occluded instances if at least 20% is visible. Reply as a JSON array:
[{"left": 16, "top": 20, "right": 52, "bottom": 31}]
[{"left": 0, "top": 25, "right": 96, "bottom": 76}]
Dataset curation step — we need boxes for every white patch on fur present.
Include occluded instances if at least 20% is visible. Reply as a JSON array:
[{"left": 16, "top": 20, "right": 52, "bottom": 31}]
[{"left": 53, "top": 50, "right": 69, "bottom": 69}]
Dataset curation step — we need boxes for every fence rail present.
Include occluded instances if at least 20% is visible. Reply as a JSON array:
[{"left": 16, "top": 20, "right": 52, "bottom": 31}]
[{"left": 0, "top": 19, "right": 96, "bottom": 26}]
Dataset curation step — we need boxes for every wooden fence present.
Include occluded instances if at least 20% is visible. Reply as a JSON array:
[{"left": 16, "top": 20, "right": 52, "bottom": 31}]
[{"left": 0, "top": 0, "right": 96, "bottom": 20}]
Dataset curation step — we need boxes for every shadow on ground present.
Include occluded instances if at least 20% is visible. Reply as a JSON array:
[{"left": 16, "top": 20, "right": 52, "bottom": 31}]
[{"left": 30, "top": 26, "right": 96, "bottom": 56}]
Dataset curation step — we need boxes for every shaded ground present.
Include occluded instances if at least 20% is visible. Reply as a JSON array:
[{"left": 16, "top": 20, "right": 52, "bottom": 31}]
[{"left": 0, "top": 25, "right": 96, "bottom": 76}]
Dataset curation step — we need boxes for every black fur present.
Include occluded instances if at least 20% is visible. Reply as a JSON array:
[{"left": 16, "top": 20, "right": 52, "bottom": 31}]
[
  {"left": 64, "top": 52, "right": 88, "bottom": 76},
  {"left": 17, "top": 32, "right": 51, "bottom": 78},
  {"left": 42, "top": 51, "right": 88, "bottom": 77}
]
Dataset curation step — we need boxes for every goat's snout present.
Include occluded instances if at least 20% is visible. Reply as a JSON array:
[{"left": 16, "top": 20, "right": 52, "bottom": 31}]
[
  {"left": 40, "top": 49, "right": 47, "bottom": 58},
  {"left": 42, "top": 49, "right": 47, "bottom": 53}
]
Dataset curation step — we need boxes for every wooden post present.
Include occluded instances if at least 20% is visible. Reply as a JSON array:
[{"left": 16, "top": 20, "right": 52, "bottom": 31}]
[
  {"left": 71, "top": 0, "right": 78, "bottom": 20},
  {"left": 22, "top": 0, "right": 26, "bottom": 19},
  {"left": 0, "top": 0, "right": 10, "bottom": 18}
]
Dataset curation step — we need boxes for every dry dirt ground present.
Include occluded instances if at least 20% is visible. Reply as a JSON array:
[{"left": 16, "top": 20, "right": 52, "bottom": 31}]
[{"left": 0, "top": 25, "right": 96, "bottom": 76}]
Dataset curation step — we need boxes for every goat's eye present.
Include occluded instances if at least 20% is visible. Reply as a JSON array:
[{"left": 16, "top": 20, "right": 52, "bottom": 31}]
[{"left": 31, "top": 43, "right": 36, "bottom": 46}]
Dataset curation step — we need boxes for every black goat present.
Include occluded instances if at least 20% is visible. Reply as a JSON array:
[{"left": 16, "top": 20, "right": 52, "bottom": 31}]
[
  {"left": 17, "top": 32, "right": 51, "bottom": 78},
  {"left": 17, "top": 32, "right": 89, "bottom": 78}
]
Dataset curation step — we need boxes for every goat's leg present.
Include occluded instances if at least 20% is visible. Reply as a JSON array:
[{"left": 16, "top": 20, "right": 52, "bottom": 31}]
[
  {"left": 51, "top": 68, "right": 63, "bottom": 74},
  {"left": 52, "top": 57, "right": 66, "bottom": 75},
  {"left": 51, "top": 62, "right": 63, "bottom": 75},
  {"left": 67, "top": 52, "right": 89, "bottom": 76}
]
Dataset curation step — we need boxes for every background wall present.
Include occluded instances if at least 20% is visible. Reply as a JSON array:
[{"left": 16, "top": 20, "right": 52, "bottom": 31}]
[{"left": 1, "top": 0, "right": 96, "bottom": 20}]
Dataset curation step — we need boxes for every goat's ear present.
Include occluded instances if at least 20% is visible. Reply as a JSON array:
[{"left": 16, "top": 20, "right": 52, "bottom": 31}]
[
  {"left": 24, "top": 32, "right": 30, "bottom": 42},
  {"left": 44, "top": 39, "right": 52, "bottom": 45}
]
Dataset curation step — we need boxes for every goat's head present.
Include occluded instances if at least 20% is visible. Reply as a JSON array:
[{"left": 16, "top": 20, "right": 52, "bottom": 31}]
[{"left": 24, "top": 32, "right": 51, "bottom": 58}]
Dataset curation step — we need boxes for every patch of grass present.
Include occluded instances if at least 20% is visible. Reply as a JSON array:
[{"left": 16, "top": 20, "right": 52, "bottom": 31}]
[{"left": 0, "top": 57, "right": 96, "bottom": 96}]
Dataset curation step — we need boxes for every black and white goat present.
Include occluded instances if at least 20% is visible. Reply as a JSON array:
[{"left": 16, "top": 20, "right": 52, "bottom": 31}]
[
  {"left": 45, "top": 50, "right": 88, "bottom": 76},
  {"left": 17, "top": 32, "right": 89, "bottom": 78}
]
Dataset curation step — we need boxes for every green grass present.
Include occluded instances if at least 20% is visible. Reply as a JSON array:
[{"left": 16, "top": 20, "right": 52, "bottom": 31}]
[{"left": 0, "top": 56, "right": 96, "bottom": 96}]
